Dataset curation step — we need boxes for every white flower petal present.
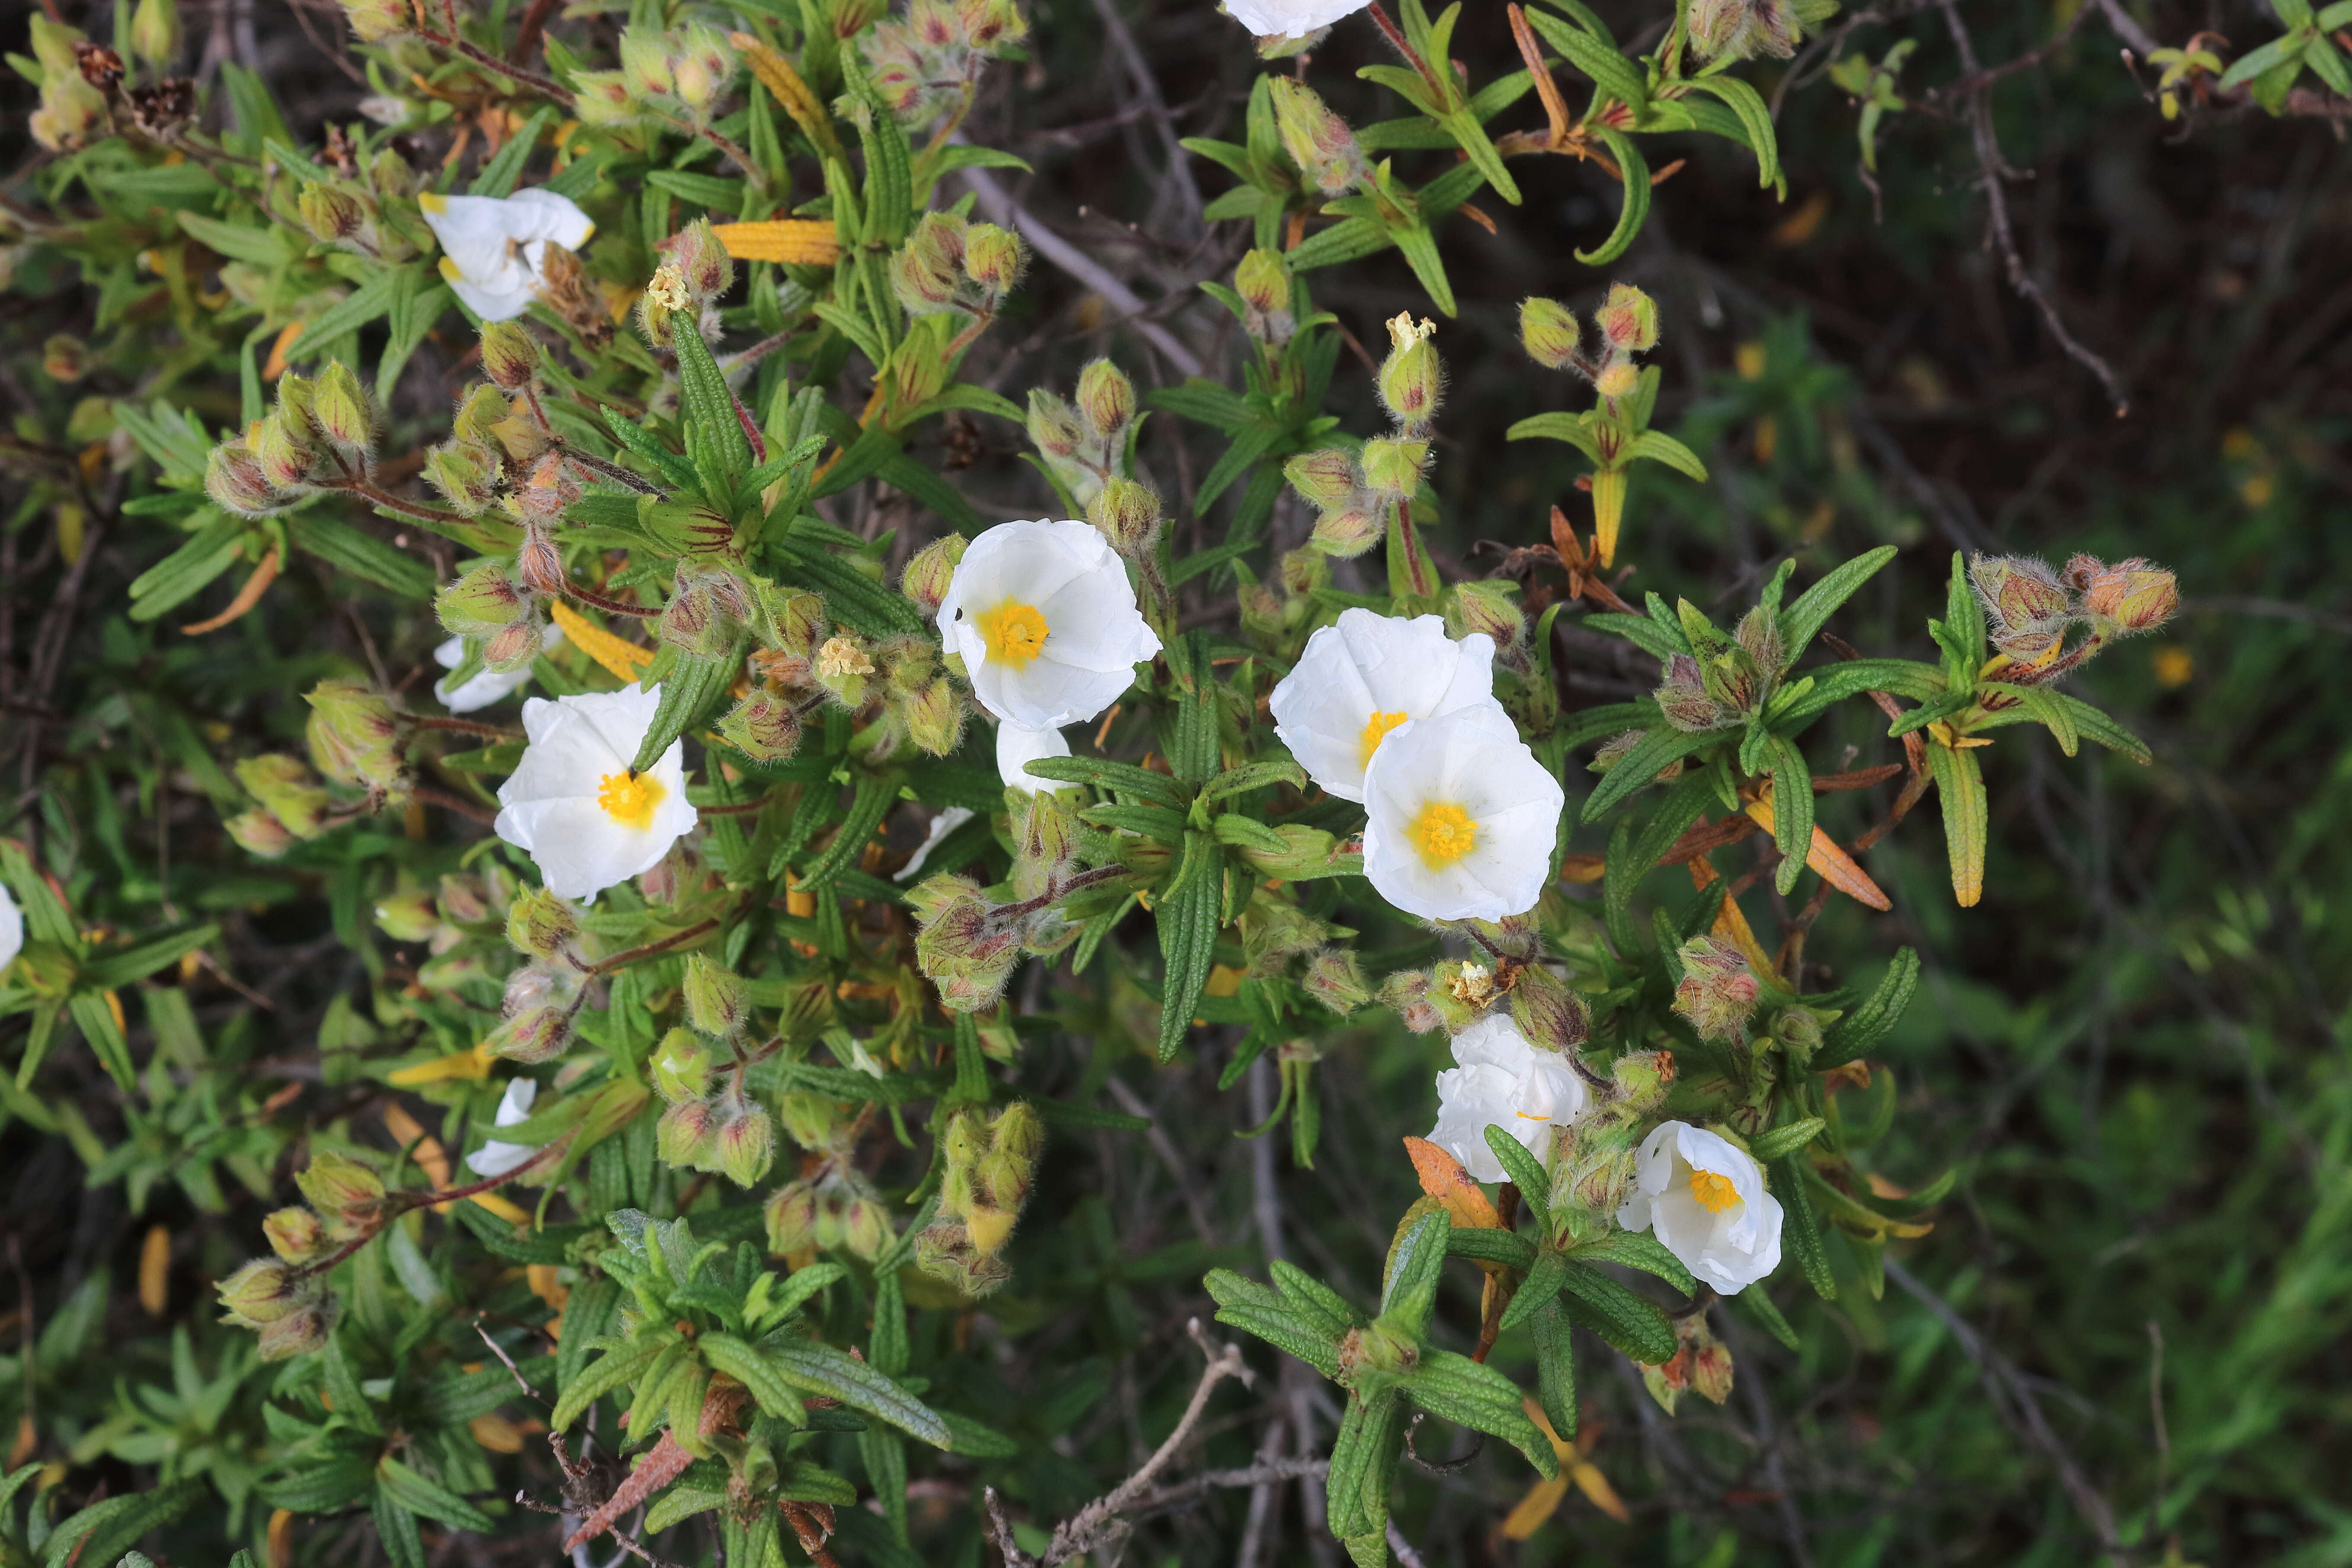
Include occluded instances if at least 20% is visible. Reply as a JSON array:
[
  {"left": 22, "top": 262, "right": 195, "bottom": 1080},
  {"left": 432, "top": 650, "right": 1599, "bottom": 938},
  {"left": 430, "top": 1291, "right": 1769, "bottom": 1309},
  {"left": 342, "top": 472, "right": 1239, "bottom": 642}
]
[
  {"left": 1269, "top": 610, "right": 1503, "bottom": 802},
  {"left": 495, "top": 684, "right": 698, "bottom": 901},
  {"left": 1425, "top": 1015, "right": 1590, "bottom": 1182},
  {"left": 420, "top": 189, "right": 593, "bottom": 323},
  {"left": 1616, "top": 1120, "right": 1783, "bottom": 1294},
  {"left": 996, "top": 723, "right": 1072, "bottom": 794},
  {"left": 896, "top": 806, "right": 977, "bottom": 883},
  {"left": 1224, "top": 0, "right": 1369, "bottom": 36},
  {"left": 939, "top": 519, "right": 1160, "bottom": 728},
  {"left": 434, "top": 624, "right": 566, "bottom": 713},
  {"left": 0, "top": 882, "right": 20, "bottom": 975},
  {"left": 492, "top": 1076, "right": 539, "bottom": 1127},
  {"left": 1360, "top": 711, "right": 1564, "bottom": 922},
  {"left": 466, "top": 1138, "right": 538, "bottom": 1177}
]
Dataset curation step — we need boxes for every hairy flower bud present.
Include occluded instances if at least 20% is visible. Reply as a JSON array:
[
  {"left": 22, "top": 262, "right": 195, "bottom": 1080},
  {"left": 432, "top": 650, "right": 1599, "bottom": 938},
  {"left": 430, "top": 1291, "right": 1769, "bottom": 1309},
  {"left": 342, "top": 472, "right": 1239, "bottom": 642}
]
[
  {"left": 487, "top": 1002, "right": 574, "bottom": 1064},
  {"left": 296, "top": 1150, "right": 386, "bottom": 1232},
  {"left": 373, "top": 887, "right": 440, "bottom": 943},
  {"left": 251, "top": 411, "right": 318, "bottom": 492},
  {"left": 1595, "top": 282, "right": 1659, "bottom": 354},
  {"left": 205, "top": 441, "right": 283, "bottom": 517},
  {"left": 1269, "top": 77, "right": 1364, "bottom": 195},
  {"left": 718, "top": 687, "right": 803, "bottom": 762},
  {"left": 225, "top": 808, "right": 295, "bottom": 858},
  {"left": 297, "top": 181, "right": 368, "bottom": 244},
  {"left": 900, "top": 533, "right": 967, "bottom": 616},
  {"left": 437, "top": 562, "right": 528, "bottom": 636},
  {"left": 619, "top": 25, "right": 674, "bottom": 98},
  {"left": 1655, "top": 653, "right": 1735, "bottom": 732},
  {"left": 262, "top": 1206, "right": 326, "bottom": 1265},
  {"left": 1303, "top": 948, "right": 1370, "bottom": 1014},
  {"left": 672, "top": 23, "right": 734, "bottom": 116},
  {"left": 765, "top": 1179, "right": 819, "bottom": 1254},
  {"left": 1969, "top": 553, "right": 2073, "bottom": 660},
  {"left": 714, "top": 1098, "right": 774, "bottom": 1186},
  {"left": 236, "top": 752, "right": 329, "bottom": 838},
  {"left": 962, "top": 222, "right": 1025, "bottom": 293},
  {"left": 1235, "top": 247, "right": 1288, "bottom": 316},
  {"left": 893, "top": 211, "right": 968, "bottom": 314},
  {"left": 1377, "top": 313, "right": 1443, "bottom": 431},
  {"left": 1075, "top": 359, "right": 1136, "bottom": 439},
  {"left": 652, "top": 1027, "right": 714, "bottom": 1103},
  {"left": 1595, "top": 360, "right": 1640, "bottom": 400},
  {"left": 1510, "top": 963, "right": 1591, "bottom": 1054},
  {"left": 217, "top": 1259, "right": 302, "bottom": 1325},
  {"left": 1688, "top": 0, "right": 1799, "bottom": 58},
  {"left": 682, "top": 953, "right": 751, "bottom": 1038},
  {"left": 1452, "top": 579, "right": 1525, "bottom": 651},
  {"left": 903, "top": 676, "right": 966, "bottom": 757},
  {"left": 660, "top": 218, "right": 734, "bottom": 304},
  {"left": 1285, "top": 447, "right": 1359, "bottom": 511},
  {"left": 304, "top": 680, "right": 402, "bottom": 791},
  {"left": 131, "top": 0, "right": 180, "bottom": 64},
  {"left": 506, "top": 886, "right": 579, "bottom": 961},
  {"left": 1357, "top": 437, "right": 1427, "bottom": 499},
  {"left": 1086, "top": 476, "right": 1162, "bottom": 555},
  {"left": 1309, "top": 504, "right": 1381, "bottom": 559},
  {"left": 658, "top": 1099, "right": 720, "bottom": 1169},
  {"left": 1025, "top": 389, "right": 1084, "bottom": 459},
  {"left": 1673, "top": 935, "right": 1761, "bottom": 1041},
  {"left": 1520, "top": 296, "right": 1581, "bottom": 370},
  {"left": 478, "top": 320, "right": 541, "bottom": 391},
  {"left": 310, "top": 360, "right": 374, "bottom": 458},
  {"left": 2081, "top": 557, "right": 2178, "bottom": 634},
  {"left": 337, "top": 0, "right": 409, "bottom": 40},
  {"left": 424, "top": 440, "right": 502, "bottom": 515}
]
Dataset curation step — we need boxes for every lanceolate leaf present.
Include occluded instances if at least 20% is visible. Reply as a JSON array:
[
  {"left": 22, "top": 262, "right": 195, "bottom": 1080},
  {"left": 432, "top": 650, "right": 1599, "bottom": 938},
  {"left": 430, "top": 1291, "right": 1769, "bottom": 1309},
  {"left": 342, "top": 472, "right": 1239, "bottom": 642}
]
[{"left": 1925, "top": 740, "right": 1989, "bottom": 907}]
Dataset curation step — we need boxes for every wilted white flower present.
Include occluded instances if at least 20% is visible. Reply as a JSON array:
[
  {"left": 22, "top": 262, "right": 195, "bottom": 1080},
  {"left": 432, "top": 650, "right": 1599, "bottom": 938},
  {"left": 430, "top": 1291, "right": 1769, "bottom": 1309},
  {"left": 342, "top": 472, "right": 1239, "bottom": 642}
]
[
  {"left": 996, "top": 722, "right": 1072, "bottom": 794},
  {"left": 895, "top": 807, "right": 976, "bottom": 884},
  {"left": 418, "top": 189, "right": 595, "bottom": 323},
  {"left": 1360, "top": 710, "right": 1565, "bottom": 922},
  {"left": 1616, "top": 1121, "right": 1784, "bottom": 1294},
  {"left": 1224, "top": 0, "right": 1368, "bottom": 38},
  {"left": 938, "top": 519, "right": 1162, "bottom": 730},
  {"left": 494, "top": 684, "right": 697, "bottom": 901},
  {"left": 465, "top": 1076, "right": 540, "bottom": 1178},
  {"left": 1428, "top": 1014, "right": 1589, "bottom": 1182},
  {"left": 1269, "top": 608, "right": 1507, "bottom": 803},
  {"left": 432, "top": 622, "right": 567, "bottom": 714}
]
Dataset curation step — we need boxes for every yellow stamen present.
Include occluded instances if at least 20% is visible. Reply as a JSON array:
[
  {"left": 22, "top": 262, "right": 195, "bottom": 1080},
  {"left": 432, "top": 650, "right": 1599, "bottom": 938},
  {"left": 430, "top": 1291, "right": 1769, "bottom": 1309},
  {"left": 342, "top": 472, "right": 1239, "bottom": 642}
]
[
  {"left": 1406, "top": 801, "right": 1478, "bottom": 868},
  {"left": 597, "top": 770, "right": 665, "bottom": 829},
  {"left": 976, "top": 600, "right": 1050, "bottom": 666},
  {"left": 1357, "top": 709, "right": 1411, "bottom": 771},
  {"left": 1688, "top": 1169, "right": 1738, "bottom": 1214}
]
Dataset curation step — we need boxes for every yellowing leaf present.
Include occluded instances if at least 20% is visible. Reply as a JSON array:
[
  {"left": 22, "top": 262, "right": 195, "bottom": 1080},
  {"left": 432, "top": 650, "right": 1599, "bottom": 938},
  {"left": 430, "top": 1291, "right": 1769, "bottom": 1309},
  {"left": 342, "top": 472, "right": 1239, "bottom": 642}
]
[
  {"left": 1501, "top": 1476, "right": 1568, "bottom": 1540},
  {"left": 139, "top": 1224, "right": 170, "bottom": 1315},
  {"left": 712, "top": 219, "right": 842, "bottom": 267},
  {"left": 1402, "top": 1134, "right": 1502, "bottom": 1230},
  {"left": 549, "top": 599, "right": 653, "bottom": 684},
  {"left": 1741, "top": 794, "right": 1892, "bottom": 912}
]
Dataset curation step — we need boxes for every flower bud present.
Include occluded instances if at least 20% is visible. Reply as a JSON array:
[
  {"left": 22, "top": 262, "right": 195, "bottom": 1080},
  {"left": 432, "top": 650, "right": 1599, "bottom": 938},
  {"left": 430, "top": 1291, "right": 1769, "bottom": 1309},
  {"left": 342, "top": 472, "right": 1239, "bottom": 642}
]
[
  {"left": 765, "top": 1179, "right": 819, "bottom": 1253},
  {"left": 1357, "top": 437, "right": 1427, "bottom": 498},
  {"left": 1086, "top": 476, "right": 1161, "bottom": 555},
  {"left": 303, "top": 680, "right": 402, "bottom": 790},
  {"left": 1672, "top": 935, "right": 1760, "bottom": 1041},
  {"left": 482, "top": 617, "right": 543, "bottom": 674},
  {"left": 437, "top": 563, "right": 528, "bottom": 635},
  {"left": 206, "top": 441, "right": 283, "bottom": 517},
  {"left": 1968, "top": 553, "right": 2072, "bottom": 659},
  {"left": 1509, "top": 964, "right": 1591, "bottom": 1054},
  {"left": 217, "top": 1259, "right": 302, "bottom": 1325},
  {"left": 903, "top": 676, "right": 966, "bottom": 758},
  {"left": 1655, "top": 653, "right": 1733, "bottom": 732},
  {"left": 1594, "top": 360, "right": 1640, "bottom": 400},
  {"left": 424, "top": 440, "right": 502, "bottom": 515},
  {"left": 297, "top": 182, "right": 368, "bottom": 244},
  {"left": 487, "top": 1003, "right": 574, "bottom": 1063},
  {"left": 672, "top": 23, "right": 734, "bottom": 116},
  {"left": 373, "top": 887, "right": 440, "bottom": 943},
  {"left": 131, "top": 0, "right": 181, "bottom": 65},
  {"left": 1596, "top": 282, "right": 1659, "bottom": 353},
  {"left": 310, "top": 360, "right": 374, "bottom": 458},
  {"left": 478, "top": 320, "right": 541, "bottom": 391},
  {"left": 1379, "top": 969, "right": 1445, "bottom": 1034},
  {"left": 225, "top": 808, "right": 295, "bottom": 858},
  {"left": 1376, "top": 313, "right": 1442, "bottom": 431},
  {"left": 1284, "top": 447, "right": 1359, "bottom": 511},
  {"left": 842, "top": 1195, "right": 892, "bottom": 1260},
  {"left": 262, "top": 1206, "right": 326, "bottom": 1264},
  {"left": 653, "top": 1027, "right": 714, "bottom": 1103},
  {"left": 618, "top": 25, "right": 674, "bottom": 98},
  {"left": 251, "top": 411, "right": 318, "bottom": 492},
  {"left": 505, "top": 886, "right": 579, "bottom": 961},
  {"left": 1268, "top": 77, "right": 1364, "bottom": 195},
  {"left": 893, "top": 210, "right": 968, "bottom": 314},
  {"left": 337, "top": 0, "right": 409, "bottom": 40},
  {"left": 683, "top": 954, "right": 750, "bottom": 1038},
  {"left": 1689, "top": 0, "right": 1799, "bottom": 59},
  {"left": 295, "top": 1149, "right": 386, "bottom": 1231},
  {"left": 1452, "top": 578, "right": 1524, "bottom": 651},
  {"left": 777, "top": 1091, "right": 838, "bottom": 1150},
  {"left": 1235, "top": 247, "right": 1288, "bottom": 315},
  {"left": 1520, "top": 297, "right": 1581, "bottom": 370},
  {"left": 717, "top": 687, "right": 803, "bottom": 762},
  {"left": 256, "top": 1297, "right": 337, "bottom": 1361},
  {"left": 1310, "top": 504, "right": 1382, "bottom": 558},
  {"left": 572, "top": 68, "right": 636, "bottom": 125},
  {"left": 2081, "top": 557, "right": 2178, "bottom": 634},
  {"left": 659, "top": 218, "right": 734, "bottom": 304},
  {"left": 236, "top": 753, "right": 329, "bottom": 838},
  {"left": 1025, "top": 389, "right": 1084, "bottom": 460},
  {"left": 1075, "top": 359, "right": 1135, "bottom": 438},
  {"left": 1335, "top": 1321, "right": 1419, "bottom": 1385},
  {"left": 900, "top": 533, "right": 966, "bottom": 617},
  {"left": 1302, "top": 948, "right": 1370, "bottom": 1014},
  {"left": 658, "top": 1099, "right": 720, "bottom": 1168},
  {"left": 963, "top": 223, "right": 1024, "bottom": 293},
  {"left": 714, "top": 1100, "right": 774, "bottom": 1186}
]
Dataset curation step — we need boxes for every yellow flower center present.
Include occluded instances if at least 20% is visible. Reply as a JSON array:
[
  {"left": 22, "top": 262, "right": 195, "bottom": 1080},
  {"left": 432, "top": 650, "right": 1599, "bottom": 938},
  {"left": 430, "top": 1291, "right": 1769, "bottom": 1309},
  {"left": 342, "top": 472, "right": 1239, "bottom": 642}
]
[
  {"left": 1357, "top": 709, "right": 1411, "bottom": 771},
  {"left": 1405, "top": 801, "right": 1478, "bottom": 868},
  {"left": 596, "top": 770, "right": 665, "bottom": 829},
  {"left": 976, "top": 600, "right": 1050, "bottom": 666},
  {"left": 1688, "top": 1169, "right": 1739, "bottom": 1215}
]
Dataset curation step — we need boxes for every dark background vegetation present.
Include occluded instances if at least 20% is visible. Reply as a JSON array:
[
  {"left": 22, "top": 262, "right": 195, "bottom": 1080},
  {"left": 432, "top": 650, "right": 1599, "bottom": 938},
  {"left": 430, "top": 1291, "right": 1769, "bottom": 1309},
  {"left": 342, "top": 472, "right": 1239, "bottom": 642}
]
[{"left": 3, "top": 0, "right": 2350, "bottom": 1562}]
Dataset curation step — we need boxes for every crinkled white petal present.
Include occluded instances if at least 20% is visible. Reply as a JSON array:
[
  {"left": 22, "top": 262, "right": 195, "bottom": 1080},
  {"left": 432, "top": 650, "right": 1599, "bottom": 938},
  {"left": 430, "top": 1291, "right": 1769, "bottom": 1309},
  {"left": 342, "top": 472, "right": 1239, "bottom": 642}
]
[
  {"left": 494, "top": 684, "right": 697, "bottom": 902},
  {"left": 996, "top": 723, "right": 1072, "bottom": 794},
  {"left": 1271, "top": 610, "right": 1504, "bottom": 801},
  {"left": 938, "top": 519, "right": 1162, "bottom": 729},
  {"left": 1224, "top": 0, "right": 1369, "bottom": 36},
  {"left": 1426, "top": 1013, "right": 1588, "bottom": 1181},
  {"left": 420, "top": 189, "right": 594, "bottom": 324},
  {"left": 441, "top": 264, "right": 538, "bottom": 324},
  {"left": 466, "top": 1076, "right": 540, "bottom": 1176},
  {"left": 434, "top": 623, "right": 567, "bottom": 713},
  {"left": 1615, "top": 1120, "right": 1783, "bottom": 1294},
  {"left": 1360, "top": 711, "right": 1566, "bottom": 922},
  {"left": 896, "top": 806, "right": 976, "bottom": 884},
  {"left": 0, "top": 882, "right": 21, "bottom": 975}
]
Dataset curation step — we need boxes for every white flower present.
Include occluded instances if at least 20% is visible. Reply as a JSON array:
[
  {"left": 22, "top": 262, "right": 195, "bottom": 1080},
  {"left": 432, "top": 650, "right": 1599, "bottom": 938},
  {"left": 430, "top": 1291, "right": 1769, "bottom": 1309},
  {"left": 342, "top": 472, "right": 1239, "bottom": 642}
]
[
  {"left": 0, "top": 881, "right": 21, "bottom": 977},
  {"left": 894, "top": 806, "right": 976, "bottom": 884},
  {"left": 433, "top": 622, "right": 567, "bottom": 714},
  {"left": 1427, "top": 1014, "right": 1588, "bottom": 1182},
  {"left": 1616, "top": 1121, "right": 1784, "bottom": 1295},
  {"left": 1361, "top": 710, "right": 1565, "bottom": 922},
  {"left": 495, "top": 683, "right": 697, "bottom": 901},
  {"left": 1224, "top": 0, "right": 1368, "bottom": 38},
  {"left": 938, "top": 519, "right": 1162, "bottom": 730},
  {"left": 1269, "top": 609, "right": 1507, "bottom": 803},
  {"left": 996, "top": 722, "right": 1071, "bottom": 794},
  {"left": 466, "top": 1077, "right": 540, "bottom": 1178},
  {"left": 418, "top": 189, "right": 595, "bottom": 323}
]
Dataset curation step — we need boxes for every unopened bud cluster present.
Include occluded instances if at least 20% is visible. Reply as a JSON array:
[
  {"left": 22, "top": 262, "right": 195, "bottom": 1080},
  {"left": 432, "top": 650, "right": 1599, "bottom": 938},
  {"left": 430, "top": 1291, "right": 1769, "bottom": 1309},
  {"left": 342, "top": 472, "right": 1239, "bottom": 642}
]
[
  {"left": 652, "top": 957, "right": 775, "bottom": 1188},
  {"left": 570, "top": 22, "right": 736, "bottom": 129},
  {"left": 1284, "top": 317, "right": 1452, "bottom": 561},
  {"left": 1688, "top": 0, "right": 1802, "bottom": 62},
  {"left": 1269, "top": 77, "right": 1366, "bottom": 196},
  {"left": 891, "top": 211, "right": 1025, "bottom": 320},
  {"left": 1027, "top": 359, "right": 1137, "bottom": 509},
  {"left": 862, "top": 0, "right": 1028, "bottom": 127},
  {"left": 1655, "top": 603, "right": 1785, "bottom": 733},
  {"left": 294, "top": 147, "right": 426, "bottom": 261},
  {"left": 206, "top": 360, "right": 376, "bottom": 518},
  {"left": 915, "top": 1102, "right": 1043, "bottom": 1296},
  {"left": 1519, "top": 282, "right": 1658, "bottom": 400},
  {"left": 218, "top": 1147, "right": 391, "bottom": 1359},
  {"left": 1970, "top": 550, "right": 2177, "bottom": 672}
]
